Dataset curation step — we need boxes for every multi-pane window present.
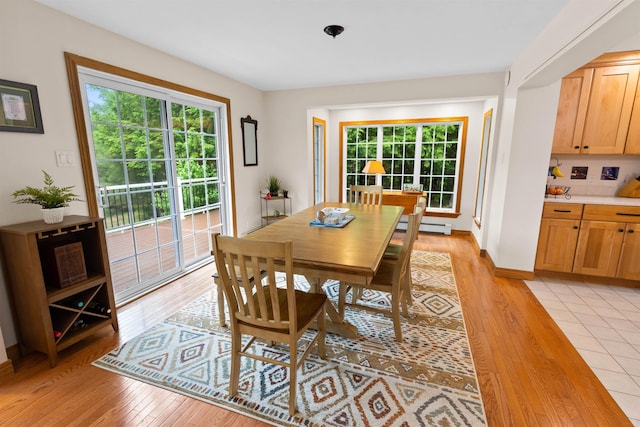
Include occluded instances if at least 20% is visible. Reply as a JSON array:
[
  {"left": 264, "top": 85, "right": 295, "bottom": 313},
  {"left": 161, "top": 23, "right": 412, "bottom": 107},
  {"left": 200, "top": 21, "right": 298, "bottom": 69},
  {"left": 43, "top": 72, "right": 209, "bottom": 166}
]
[
  {"left": 172, "top": 103, "right": 220, "bottom": 212},
  {"left": 345, "top": 126, "right": 378, "bottom": 187},
  {"left": 420, "top": 123, "right": 461, "bottom": 210},
  {"left": 381, "top": 125, "right": 417, "bottom": 191},
  {"left": 342, "top": 118, "right": 467, "bottom": 213}
]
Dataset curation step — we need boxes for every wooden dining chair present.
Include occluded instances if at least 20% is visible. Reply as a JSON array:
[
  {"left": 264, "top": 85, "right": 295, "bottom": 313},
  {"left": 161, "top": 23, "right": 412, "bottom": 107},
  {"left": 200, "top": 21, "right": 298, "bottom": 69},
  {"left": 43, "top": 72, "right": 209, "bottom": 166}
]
[
  {"left": 351, "top": 198, "right": 424, "bottom": 305},
  {"left": 383, "top": 199, "right": 425, "bottom": 306},
  {"left": 338, "top": 212, "right": 421, "bottom": 342},
  {"left": 211, "top": 268, "right": 267, "bottom": 327},
  {"left": 211, "top": 234, "right": 268, "bottom": 327},
  {"left": 211, "top": 233, "right": 327, "bottom": 416},
  {"left": 349, "top": 184, "right": 383, "bottom": 205}
]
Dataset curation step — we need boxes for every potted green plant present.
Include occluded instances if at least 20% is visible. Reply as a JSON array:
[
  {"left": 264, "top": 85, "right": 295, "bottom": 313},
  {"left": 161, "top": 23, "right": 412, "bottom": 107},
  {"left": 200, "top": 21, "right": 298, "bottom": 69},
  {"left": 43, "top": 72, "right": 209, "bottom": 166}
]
[
  {"left": 267, "top": 175, "right": 280, "bottom": 197},
  {"left": 12, "top": 170, "right": 81, "bottom": 224}
]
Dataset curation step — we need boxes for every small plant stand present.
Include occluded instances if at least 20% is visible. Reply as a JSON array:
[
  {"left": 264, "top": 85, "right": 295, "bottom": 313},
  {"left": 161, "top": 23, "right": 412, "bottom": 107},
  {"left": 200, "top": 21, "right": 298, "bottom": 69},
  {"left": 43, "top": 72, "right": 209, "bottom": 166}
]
[{"left": 260, "top": 191, "right": 291, "bottom": 227}]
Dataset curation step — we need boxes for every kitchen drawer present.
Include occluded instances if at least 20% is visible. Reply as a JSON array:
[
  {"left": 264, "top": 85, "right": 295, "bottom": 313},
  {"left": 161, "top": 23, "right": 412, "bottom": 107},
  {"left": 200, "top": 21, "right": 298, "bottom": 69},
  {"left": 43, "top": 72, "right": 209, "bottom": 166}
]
[
  {"left": 542, "top": 203, "right": 583, "bottom": 219},
  {"left": 582, "top": 204, "right": 640, "bottom": 223}
]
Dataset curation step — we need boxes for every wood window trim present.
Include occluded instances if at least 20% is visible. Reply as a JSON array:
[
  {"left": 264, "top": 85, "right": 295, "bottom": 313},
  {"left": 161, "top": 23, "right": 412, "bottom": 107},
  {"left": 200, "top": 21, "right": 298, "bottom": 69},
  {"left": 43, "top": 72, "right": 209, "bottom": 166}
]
[
  {"left": 63, "top": 52, "right": 237, "bottom": 236},
  {"left": 339, "top": 117, "right": 468, "bottom": 216},
  {"left": 425, "top": 211, "right": 462, "bottom": 218}
]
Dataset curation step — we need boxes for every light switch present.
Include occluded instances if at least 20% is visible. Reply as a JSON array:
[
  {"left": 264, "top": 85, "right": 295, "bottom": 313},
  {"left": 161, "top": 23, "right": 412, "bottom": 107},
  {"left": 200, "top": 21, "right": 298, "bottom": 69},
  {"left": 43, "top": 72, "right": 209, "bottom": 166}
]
[{"left": 55, "top": 151, "right": 74, "bottom": 167}]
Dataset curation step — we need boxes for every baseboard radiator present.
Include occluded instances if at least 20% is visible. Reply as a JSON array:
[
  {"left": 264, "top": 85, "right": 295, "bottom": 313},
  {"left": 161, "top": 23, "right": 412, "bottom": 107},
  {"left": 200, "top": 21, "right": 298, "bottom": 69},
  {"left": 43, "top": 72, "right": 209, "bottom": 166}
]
[
  {"left": 396, "top": 219, "right": 452, "bottom": 235},
  {"left": 420, "top": 222, "right": 452, "bottom": 235}
]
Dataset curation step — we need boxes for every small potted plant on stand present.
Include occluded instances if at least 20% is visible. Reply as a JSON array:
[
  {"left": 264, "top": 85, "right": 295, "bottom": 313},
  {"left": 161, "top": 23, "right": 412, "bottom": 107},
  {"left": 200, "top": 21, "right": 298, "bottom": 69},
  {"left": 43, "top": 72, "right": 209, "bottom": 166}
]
[
  {"left": 12, "top": 170, "right": 81, "bottom": 224},
  {"left": 267, "top": 175, "right": 281, "bottom": 197}
]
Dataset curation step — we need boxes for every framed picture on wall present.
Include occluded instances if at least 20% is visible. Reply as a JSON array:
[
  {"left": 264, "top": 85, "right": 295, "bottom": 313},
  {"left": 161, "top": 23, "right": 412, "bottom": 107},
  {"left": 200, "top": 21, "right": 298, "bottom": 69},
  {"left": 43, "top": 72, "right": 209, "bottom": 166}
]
[
  {"left": 0, "top": 79, "right": 44, "bottom": 134},
  {"left": 571, "top": 166, "right": 588, "bottom": 179},
  {"left": 601, "top": 167, "right": 619, "bottom": 180}
]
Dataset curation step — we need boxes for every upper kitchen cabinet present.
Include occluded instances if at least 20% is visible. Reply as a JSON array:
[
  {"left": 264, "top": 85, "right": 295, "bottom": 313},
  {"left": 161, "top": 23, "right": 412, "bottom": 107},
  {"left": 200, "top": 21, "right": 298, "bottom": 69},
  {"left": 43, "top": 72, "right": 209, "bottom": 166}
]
[
  {"left": 551, "top": 51, "right": 640, "bottom": 155},
  {"left": 551, "top": 69, "right": 593, "bottom": 154},
  {"left": 626, "top": 80, "right": 640, "bottom": 155},
  {"left": 582, "top": 65, "right": 639, "bottom": 154}
]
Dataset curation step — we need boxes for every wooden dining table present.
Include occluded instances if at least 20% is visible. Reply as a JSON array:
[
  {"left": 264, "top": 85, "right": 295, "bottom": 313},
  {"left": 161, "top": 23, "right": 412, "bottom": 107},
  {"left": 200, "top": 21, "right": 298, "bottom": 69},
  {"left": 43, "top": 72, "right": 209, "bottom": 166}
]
[{"left": 243, "top": 202, "right": 403, "bottom": 338}]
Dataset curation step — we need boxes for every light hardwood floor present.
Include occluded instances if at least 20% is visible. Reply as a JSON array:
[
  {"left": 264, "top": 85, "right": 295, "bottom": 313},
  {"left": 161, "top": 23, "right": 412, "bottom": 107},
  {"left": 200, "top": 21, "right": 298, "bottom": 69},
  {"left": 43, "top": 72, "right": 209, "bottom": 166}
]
[{"left": 0, "top": 232, "right": 631, "bottom": 426}]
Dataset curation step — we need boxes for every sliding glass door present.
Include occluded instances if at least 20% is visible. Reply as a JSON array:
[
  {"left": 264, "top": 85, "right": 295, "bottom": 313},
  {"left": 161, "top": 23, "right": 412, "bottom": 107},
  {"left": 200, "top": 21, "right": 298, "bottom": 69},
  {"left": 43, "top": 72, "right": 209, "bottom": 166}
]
[{"left": 79, "top": 72, "right": 228, "bottom": 303}]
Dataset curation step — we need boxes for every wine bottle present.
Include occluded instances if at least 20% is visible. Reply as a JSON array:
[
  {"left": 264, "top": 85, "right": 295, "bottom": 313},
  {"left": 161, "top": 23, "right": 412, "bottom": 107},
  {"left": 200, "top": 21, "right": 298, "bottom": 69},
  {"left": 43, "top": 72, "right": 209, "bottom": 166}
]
[
  {"left": 86, "top": 301, "right": 111, "bottom": 315},
  {"left": 61, "top": 297, "right": 84, "bottom": 309},
  {"left": 71, "top": 319, "right": 88, "bottom": 330}
]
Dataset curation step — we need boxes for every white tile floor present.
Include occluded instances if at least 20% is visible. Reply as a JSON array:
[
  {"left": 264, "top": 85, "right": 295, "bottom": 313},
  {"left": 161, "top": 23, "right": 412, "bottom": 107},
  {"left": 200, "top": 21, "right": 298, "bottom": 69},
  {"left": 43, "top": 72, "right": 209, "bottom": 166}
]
[{"left": 525, "top": 278, "right": 640, "bottom": 426}]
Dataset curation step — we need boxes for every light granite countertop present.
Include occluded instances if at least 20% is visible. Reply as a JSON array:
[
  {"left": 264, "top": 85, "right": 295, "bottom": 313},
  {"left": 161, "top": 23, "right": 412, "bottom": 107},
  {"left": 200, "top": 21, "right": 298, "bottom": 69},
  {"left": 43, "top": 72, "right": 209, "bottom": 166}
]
[{"left": 544, "top": 195, "right": 640, "bottom": 206}]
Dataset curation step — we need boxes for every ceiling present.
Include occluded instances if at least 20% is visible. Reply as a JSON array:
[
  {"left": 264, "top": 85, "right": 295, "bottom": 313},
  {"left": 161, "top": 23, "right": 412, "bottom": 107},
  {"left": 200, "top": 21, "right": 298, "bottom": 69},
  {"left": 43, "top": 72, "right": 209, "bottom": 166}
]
[{"left": 36, "top": 0, "right": 569, "bottom": 91}]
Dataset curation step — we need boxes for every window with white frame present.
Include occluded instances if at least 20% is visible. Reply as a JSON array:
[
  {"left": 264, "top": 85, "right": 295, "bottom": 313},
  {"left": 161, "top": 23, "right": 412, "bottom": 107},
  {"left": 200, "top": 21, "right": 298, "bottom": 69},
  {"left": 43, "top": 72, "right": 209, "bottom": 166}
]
[{"left": 342, "top": 117, "right": 467, "bottom": 213}]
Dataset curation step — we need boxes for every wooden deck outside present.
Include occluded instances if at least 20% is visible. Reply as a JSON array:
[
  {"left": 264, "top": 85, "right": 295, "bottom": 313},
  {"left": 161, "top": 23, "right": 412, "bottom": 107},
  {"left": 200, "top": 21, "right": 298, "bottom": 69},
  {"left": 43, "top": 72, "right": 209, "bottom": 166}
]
[{"left": 105, "top": 209, "right": 221, "bottom": 299}]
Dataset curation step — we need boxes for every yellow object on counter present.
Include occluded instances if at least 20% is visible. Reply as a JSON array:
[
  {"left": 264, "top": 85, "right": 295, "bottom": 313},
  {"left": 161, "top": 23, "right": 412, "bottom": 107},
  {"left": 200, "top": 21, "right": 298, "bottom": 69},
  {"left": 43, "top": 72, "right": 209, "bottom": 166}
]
[
  {"left": 552, "top": 166, "right": 564, "bottom": 178},
  {"left": 618, "top": 178, "right": 640, "bottom": 198}
]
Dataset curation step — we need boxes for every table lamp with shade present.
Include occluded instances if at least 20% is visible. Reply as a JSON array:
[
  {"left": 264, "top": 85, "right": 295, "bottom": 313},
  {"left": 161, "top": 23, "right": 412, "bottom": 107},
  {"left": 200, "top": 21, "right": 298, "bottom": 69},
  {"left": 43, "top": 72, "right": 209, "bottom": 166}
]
[{"left": 362, "top": 160, "right": 386, "bottom": 184}]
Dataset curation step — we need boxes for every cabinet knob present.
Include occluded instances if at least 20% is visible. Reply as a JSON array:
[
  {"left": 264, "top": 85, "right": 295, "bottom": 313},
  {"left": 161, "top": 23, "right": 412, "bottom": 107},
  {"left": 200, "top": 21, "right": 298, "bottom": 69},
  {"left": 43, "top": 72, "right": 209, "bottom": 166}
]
[
  {"left": 618, "top": 228, "right": 625, "bottom": 232},
  {"left": 573, "top": 146, "right": 580, "bottom": 149},
  {"left": 583, "top": 146, "right": 589, "bottom": 149},
  {"left": 629, "top": 229, "right": 635, "bottom": 234},
  {"left": 573, "top": 226, "right": 579, "bottom": 230}
]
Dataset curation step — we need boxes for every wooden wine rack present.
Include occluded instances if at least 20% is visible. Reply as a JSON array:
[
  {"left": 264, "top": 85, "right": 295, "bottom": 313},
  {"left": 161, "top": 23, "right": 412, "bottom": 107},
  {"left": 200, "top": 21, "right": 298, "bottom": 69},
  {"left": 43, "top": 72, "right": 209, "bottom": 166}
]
[{"left": 0, "top": 216, "right": 118, "bottom": 367}]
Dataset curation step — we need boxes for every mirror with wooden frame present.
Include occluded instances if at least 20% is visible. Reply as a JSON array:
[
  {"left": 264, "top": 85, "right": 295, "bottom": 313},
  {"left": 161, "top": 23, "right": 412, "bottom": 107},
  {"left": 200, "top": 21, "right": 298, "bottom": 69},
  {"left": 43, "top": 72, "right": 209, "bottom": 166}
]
[
  {"left": 473, "top": 108, "right": 493, "bottom": 227},
  {"left": 241, "top": 115, "right": 258, "bottom": 166}
]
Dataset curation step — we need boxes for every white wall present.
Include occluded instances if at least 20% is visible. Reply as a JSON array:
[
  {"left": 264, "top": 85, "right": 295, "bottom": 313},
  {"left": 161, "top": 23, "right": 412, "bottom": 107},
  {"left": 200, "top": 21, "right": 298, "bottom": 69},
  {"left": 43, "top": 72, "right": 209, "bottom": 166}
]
[
  {"left": 0, "top": 0, "right": 264, "bottom": 349},
  {"left": 489, "top": 83, "right": 561, "bottom": 271}
]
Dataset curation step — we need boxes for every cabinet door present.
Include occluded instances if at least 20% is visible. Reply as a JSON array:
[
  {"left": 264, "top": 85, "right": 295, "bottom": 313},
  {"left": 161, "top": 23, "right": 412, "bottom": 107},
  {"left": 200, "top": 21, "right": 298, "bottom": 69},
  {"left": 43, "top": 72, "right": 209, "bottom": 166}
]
[
  {"left": 625, "top": 84, "right": 640, "bottom": 154},
  {"left": 551, "top": 69, "right": 593, "bottom": 154},
  {"left": 581, "top": 65, "right": 640, "bottom": 154},
  {"left": 617, "top": 223, "right": 640, "bottom": 280},
  {"left": 535, "top": 218, "right": 580, "bottom": 272},
  {"left": 573, "top": 220, "right": 625, "bottom": 277}
]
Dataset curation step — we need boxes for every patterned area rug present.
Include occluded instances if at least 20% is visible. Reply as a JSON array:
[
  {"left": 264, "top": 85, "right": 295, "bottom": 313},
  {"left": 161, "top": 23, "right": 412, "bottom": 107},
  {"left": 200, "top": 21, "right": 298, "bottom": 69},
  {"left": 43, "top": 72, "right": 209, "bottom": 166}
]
[{"left": 93, "top": 250, "right": 486, "bottom": 426}]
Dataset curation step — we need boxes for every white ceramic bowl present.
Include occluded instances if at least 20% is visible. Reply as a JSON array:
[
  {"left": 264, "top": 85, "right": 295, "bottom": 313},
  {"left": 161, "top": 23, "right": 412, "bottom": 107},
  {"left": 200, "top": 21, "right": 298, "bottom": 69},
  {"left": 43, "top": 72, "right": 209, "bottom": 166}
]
[
  {"left": 321, "top": 207, "right": 350, "bottom": 221},
  {"left": 324, "top": 215, "right": 339, "bottom": 225},
  {"left": 332, "top": 208, "right": 349, "bottom": 220}
]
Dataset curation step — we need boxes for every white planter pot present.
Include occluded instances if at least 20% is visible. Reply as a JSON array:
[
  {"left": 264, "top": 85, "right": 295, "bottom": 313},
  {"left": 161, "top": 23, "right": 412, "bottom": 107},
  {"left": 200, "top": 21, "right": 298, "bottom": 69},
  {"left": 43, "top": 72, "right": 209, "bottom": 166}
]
[{"left": 42, "top": 207, "right": 65, "bottom": 224}]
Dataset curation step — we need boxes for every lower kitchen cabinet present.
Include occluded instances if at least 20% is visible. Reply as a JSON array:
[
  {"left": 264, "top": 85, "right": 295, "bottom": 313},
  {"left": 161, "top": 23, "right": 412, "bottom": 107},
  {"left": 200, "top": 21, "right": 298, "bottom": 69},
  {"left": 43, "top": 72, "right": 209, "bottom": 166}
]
[
  {"left": 573, "top": 220, "right": 625, "bottom": 277},
  {"left": 535, "top": 202, "right": 583, "bottom": 272},
  {"left": 535, "top": 203, "right": 640, "bottom": 283},
  {"left": 617, "top": 222, "right": 640, "bottom": 280},
  {"left": 535, "top": 218, "right": 580, "bottom": 272}
]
